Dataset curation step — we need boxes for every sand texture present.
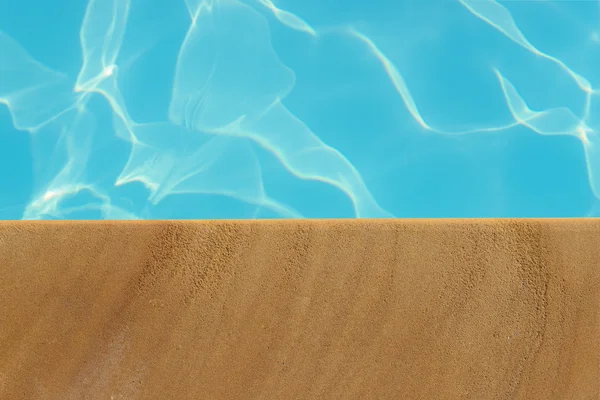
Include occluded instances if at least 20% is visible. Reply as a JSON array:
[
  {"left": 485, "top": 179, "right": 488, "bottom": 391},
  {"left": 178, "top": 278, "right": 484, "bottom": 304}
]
[{"left": 0, "top": 219, "right": 599, "bottom": 399}]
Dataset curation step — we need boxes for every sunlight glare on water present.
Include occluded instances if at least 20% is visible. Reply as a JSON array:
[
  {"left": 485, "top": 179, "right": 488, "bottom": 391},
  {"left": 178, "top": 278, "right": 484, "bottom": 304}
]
[{"left": 1, "top": 0, "right": 600, "bottom": 219}]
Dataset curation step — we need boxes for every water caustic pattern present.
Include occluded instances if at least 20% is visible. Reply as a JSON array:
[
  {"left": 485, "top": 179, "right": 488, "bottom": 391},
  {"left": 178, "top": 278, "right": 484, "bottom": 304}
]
[{"left": 1, "top": 0, "right": 600, "bottom": 219}]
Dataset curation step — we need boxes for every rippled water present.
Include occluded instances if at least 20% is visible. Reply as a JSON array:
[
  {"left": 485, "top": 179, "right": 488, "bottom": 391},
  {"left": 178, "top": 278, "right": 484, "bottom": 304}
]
[{"left": 1, "top": 0, "right": 599, "bottom": 219}]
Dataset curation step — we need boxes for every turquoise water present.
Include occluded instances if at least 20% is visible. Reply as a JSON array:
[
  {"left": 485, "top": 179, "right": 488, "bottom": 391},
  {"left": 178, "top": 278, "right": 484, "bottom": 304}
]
[{"left": 1, "top": 0, "right": 599, "bottom": 220}]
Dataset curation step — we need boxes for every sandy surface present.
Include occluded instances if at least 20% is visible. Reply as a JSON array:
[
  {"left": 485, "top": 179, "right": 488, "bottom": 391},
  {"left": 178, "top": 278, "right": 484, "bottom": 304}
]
[{"left": 0, "top": 219, "right": 598, "bottom": 399}]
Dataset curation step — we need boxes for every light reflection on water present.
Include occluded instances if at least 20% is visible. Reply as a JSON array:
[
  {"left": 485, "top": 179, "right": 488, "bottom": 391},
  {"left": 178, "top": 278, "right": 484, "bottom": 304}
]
[{"left": 0, "top": 0, "right": 599, "bottom": 219}]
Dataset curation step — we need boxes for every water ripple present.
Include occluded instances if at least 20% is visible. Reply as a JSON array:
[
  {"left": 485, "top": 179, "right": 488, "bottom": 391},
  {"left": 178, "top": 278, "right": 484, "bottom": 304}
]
[{"left": 1, "top": 0, "right": 599, "bottom": 218}]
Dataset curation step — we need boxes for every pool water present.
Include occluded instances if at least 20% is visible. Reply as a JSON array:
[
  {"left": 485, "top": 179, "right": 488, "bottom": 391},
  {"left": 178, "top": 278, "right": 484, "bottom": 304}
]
[{"left": 1, "top": 0, "right": 599, "bottom": 219}]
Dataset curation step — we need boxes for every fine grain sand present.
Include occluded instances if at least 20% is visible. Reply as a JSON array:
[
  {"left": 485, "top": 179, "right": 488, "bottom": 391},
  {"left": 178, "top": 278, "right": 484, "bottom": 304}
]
[{"left": 0, "top": 219, "right": 599, "bottom": 399}]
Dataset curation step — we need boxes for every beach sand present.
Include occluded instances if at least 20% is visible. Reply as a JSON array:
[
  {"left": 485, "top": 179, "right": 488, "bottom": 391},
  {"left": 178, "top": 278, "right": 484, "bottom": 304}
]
[{"left": 0, "top": 219, "right": 598, "bottom": 399}]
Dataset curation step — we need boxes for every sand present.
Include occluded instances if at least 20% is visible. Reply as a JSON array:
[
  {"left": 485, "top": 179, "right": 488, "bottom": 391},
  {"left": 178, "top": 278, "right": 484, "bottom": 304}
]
[{"left": 0, "top": 219, "right": 598, "bottom": 399}]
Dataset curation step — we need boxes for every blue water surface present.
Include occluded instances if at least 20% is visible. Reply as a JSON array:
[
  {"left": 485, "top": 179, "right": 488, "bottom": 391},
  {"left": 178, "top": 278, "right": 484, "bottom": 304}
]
[{"left": 1, "top": 0, "right": 599, "bottom": 220}]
